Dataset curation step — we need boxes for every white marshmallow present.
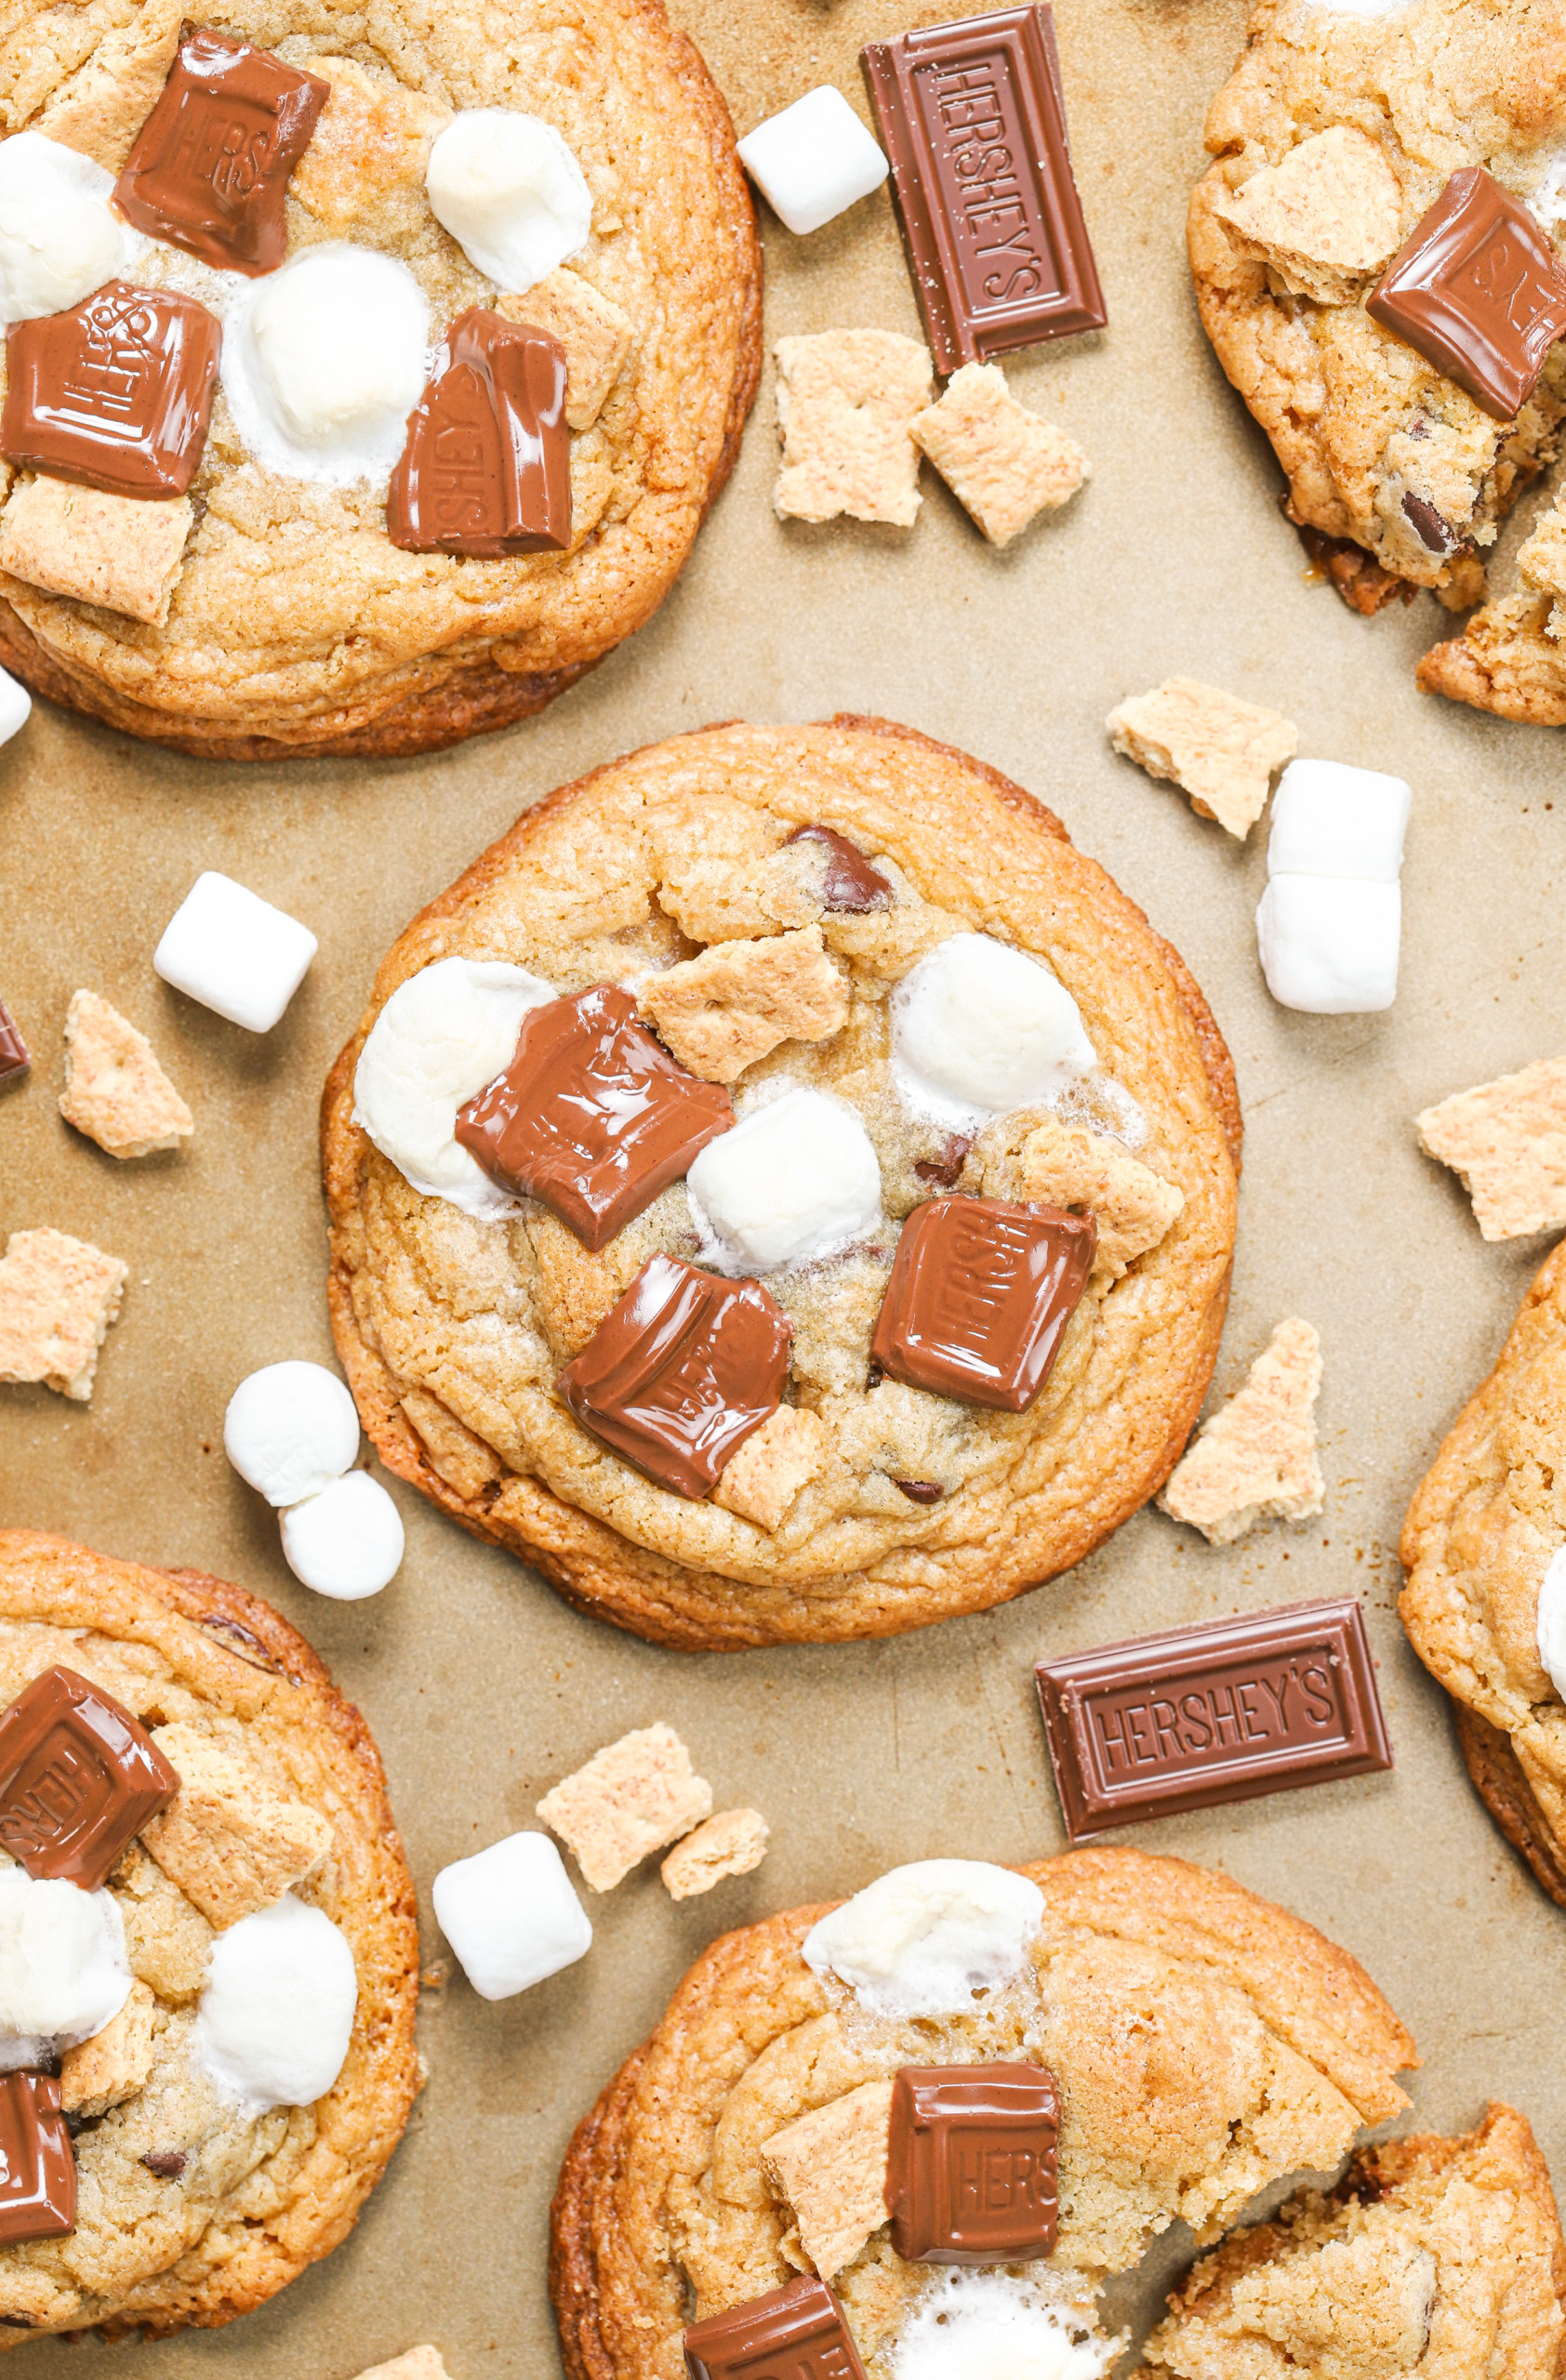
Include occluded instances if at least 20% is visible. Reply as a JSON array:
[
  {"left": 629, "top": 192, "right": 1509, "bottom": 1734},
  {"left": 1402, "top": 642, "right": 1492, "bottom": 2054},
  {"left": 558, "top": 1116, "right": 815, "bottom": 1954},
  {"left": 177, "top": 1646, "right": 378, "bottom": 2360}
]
[
  {"left": 426, "top": 111, "right": 592, "bottom": 292},
  {"left": 892, "top": 933, "right": 1096, "bottom": 1130},
  {"left": 802, "top": 1858, "right": 1044, "bottom": 2018},
  {"left": 686, "top": 1088, "right": 881, "bottom": 1273},
  {"left": 893, "top": 2275, "right": 1109, "bottom": 2380},
  {"left": 223, "top": 244, "right": 431, "bottom": 486},
  {"left": 0, "top": 133, "right": 143, "bottom": 323},
  {"left": 1537, "top": 1548, "right": 1566, "bottom": 1702},
  {"left": 1267, "top": 759, "right": 1412, "bottom": 882},
  {"left": 154, "top": 870, "right": 317, "bottom": 1034},
  {"left": 196, "top": 1892, "right": 357, "bottom": 2112},
  {"left": 280, "top": 1473, "right": 405, "bottom": 1601},
  {"left": 432, "top": 1831, "right": 592, "bottom": 2000},
  {"left": 737, "top": 87, "right": 889, "bottom": 237},
  {"left": 0, "top": 1867, "right": 130, "bottom": 2065},
  {"left": 0, "top": 663, "right": 30, "bottom": 747},
  {"left": 224, "top": 1361, "right": 361, "bottom": 1507},
  {"left": 1256, "top": 876, "right": 1401, "bottom": 1013},
  {"left": 352, "top": 957, "right": 558, "bottom": 1221}
]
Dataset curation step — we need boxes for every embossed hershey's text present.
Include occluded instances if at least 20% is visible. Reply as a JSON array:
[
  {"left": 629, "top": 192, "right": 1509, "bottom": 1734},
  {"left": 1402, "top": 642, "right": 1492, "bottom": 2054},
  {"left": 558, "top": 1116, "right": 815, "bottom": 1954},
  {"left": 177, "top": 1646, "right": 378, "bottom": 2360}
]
[{"left": 1084, "top": 1647, "right": 1347, "bottom": 1791}]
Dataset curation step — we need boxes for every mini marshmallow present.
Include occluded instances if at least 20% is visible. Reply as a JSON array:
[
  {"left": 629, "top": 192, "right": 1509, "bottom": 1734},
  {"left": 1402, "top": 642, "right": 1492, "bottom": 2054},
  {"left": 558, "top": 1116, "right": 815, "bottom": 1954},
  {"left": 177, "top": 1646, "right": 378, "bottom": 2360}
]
[
  {"left": 1267, "top": 758, "right": 1412, "bottom": 882},
  {"left": 802, "top": 1858, "right": 1044, "bottom": 2018},
  {"left": 432, "top": 1831, "right": 592, "bottom": 2000},
  {"left": 223, "top": 244, "right": 431, "bottom": 486},
  {"left": 196, "top": 1891, "right": 357, "bottom": 2111},
  {"left": 1256, "top": 876, "right": 1401, "bottom": 1014},
  {"left": 1537, "top": 1547, "right": 1566, "bottom": 1701},
  {"left": 153, "top": 871, "right": 317, "bottom": 1033},
  {"left": 280, "top": 1473, "right": 405, "bottom": 1601},
  {"left": 737, "top": 87, "right": 889, "bottom": 237},
  {"left": 892, "top": 933, "right": 1095, "bottom": 1130},
  {"left": 892, "top": 2274, "right": 1110, "bottom": 2380},
  {"left": 686, "top": 1088, "right": 881, "bottom": 1273},
  {"left": 0, "top": 1867, "right": 130, "bottom": 2066},
  {"left": 0, "top": 133, "right": 142, "bottom": 323},
  {"left": 352, "top": 957, "right": 557, "bottom": 1220},
  {"left": 0, "top": 662, "right": 30, "bottom": 746},
  {"left": 426, "top": 110, "right": 592, "bottom": 291},
  {"left": 224, "top": 1361, "right": 362, "bottom": 1507}
]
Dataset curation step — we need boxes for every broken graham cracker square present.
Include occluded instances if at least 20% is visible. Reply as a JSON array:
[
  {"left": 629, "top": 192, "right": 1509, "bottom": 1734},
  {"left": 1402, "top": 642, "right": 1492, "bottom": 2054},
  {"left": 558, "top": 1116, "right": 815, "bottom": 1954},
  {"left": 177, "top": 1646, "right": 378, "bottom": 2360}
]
[
  {"left": 774, "top": 329, "right": 933, "bottom": 527},
  {"left": 139, "top": 1723, "right": 333, "bottom": 1926},
  {"left": 910, "top": 363, "right": 1088, "bottom": 547},
  {"left": 1415, "top": 1057, "right": 1566, "bottom": 1239},
  {"left": 760, "top": 2079, "right": 895, "bottom": 2281},
  {"left": 711, "top": 1406, "right": 829, "bottom": 1530},
  {"left": 661, "top": 1807, "right": 771, "bottom": 1900},
  {"left": 0, "top": 477, "right": 192, "bottom": 626},
  {"left": 60, "top": 1979, "right": 156, "bottom": 2119},
  {"left": 348, "top": 2352, "right": 451, "bottom": 2380},
  {"left": 636, "top": 925, "right": 848, "bottom": 1084},
  {"left": 1159, "top": 1318, "right": 1324, "bottom": 1547},
  {"left": 498, "top": 271, "right": 635, "bottom": 432},
  {"left": 1108, "top": 676, "right": 1298, "bottom": 840},
  {"left": 1213, "top": 126, "right": 1404, "bottom": 307},
  {"left": 537, "top": 1722, "right": 712, "bottom": 1891},
  {"left": 0, "top": 1226, "right": 127, "bottom": 1401},
  {"left": 59, "top": 989, "right": 193, "bottom": 1160}
]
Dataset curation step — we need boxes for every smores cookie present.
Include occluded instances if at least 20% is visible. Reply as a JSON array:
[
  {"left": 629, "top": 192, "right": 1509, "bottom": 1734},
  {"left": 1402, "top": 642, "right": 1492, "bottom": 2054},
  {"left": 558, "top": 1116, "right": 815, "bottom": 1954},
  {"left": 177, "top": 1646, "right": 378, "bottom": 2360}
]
[
  {"left": 0, "top": 1529, "right": 418, "bottom": 2339},
  {"left": 322, "top": 717, "right": 1241, "bottom": 1649},
  {"left": 0, "top": 3, "right": 759, "bottom": 757}
]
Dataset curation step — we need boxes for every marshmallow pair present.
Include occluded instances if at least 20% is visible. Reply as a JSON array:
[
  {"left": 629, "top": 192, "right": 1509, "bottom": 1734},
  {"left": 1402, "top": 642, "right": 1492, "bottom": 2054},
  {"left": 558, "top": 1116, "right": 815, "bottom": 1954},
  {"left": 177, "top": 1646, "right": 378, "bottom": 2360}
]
[
  {"left": 737, "top": 87, "right": 889, "bottom": 236},
  {"left": 155, "top": 871, "right": 317, "bottom": 1034},
  {"left": 224, "top": 1362, "right": 404, "bottom": 1600},
  {"left": 1255, "top": 760, "right": 1411, "bottom": 1014}
]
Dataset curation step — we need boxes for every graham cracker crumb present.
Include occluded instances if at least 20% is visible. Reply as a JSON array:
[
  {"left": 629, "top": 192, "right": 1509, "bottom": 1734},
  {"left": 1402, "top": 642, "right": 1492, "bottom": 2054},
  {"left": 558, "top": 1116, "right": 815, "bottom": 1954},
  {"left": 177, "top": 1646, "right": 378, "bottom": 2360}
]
[
  {"left": 59, "top": 988, "right": 193, "bottom": 1160},
  {"left": 0, "top": 1226, "right": 127, "bottom": 1402},
  {"left": 760, "top": 2078, "right": 895, "bottom": 2281},
  {"left": 499, "top": 270, "right": 635, "bottom": 431},
  {"left": 712, "top": 1406, "right": 830, "bottom": 1530},
  {"left": 1108, "top": 676, "right": 1298, "bottom": 840},
  {"left": 0, "top": 476, "right": 192, "bottom": 626},
  {"left": 1415, "top": 1058, "right": 1566, "bottom": 1239},
  {"left": 1214, "top": 126, "right": 1403, "bottom": 305},
  {"left": 910, "top": 363, "right": 1088, "bottom": 546},
  {"left": 969, "top": 1113, "right": 1185, "bottom": 1280},
  {"left": 638, "top": 924, "right": 848, "bottom": 1083},
  {"left": 537, "top": 1722, "right": 712, "bottom": 1892},
  {"left": 660, "top": 1807, "right": 770, "bottom": 1900},
  {"left": 774, "top": 330, "right": 933, "bottom": 527},
  {"left": 141, "top": 1724, "right": 333, "bottom": 1927},
  {"left": 346, "top": 2352, "right": 450, "bottom": 2380},
  {"left": 60, "top": 1979, "right": 156, "bottom": 2119},
  {"left": 1160, "top": 1318, "right": 1324, "bottom": 1546}
]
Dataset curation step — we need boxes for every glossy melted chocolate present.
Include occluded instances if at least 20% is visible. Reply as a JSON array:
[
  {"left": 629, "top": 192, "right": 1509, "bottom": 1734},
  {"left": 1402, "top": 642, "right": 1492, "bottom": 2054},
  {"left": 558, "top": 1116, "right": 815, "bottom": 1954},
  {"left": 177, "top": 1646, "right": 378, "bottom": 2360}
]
[
  {"left": 887, "top": 2064, "right": 1060, "bottom": 2264},
  {"left": 0, "top": 1665, "right": 179, "bottom": 1890},
  {"left": 871, "top": 1196, "right": 1095, "bottom": 1412},
  {"left": 0, "top": 2074, "right": 74, "bottom": 2246},
  {"left": 388, "top": 310, "right": 572, "bottom": 556},
  {"left": 1369, "top": 165, "right": 1566, "bottom": 421},
  {"left": 3, "top": 282, "right": 221, "bottom": 498},
  {"left": 782, "top": 824, "right": 893, "bottom": 913},
  {"left": 683, "top": 2277, "right": 868, "bottom": 2380}
]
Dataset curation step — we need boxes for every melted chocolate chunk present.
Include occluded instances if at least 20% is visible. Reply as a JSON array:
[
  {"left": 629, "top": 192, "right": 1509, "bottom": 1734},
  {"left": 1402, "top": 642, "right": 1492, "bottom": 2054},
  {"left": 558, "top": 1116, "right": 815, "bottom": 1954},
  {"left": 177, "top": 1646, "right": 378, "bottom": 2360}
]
[
  {"left": 557, "top": 1254, "right": 790, "bottom": 1500},
  {"left": 1369, "top": 165, "right": 1566, "bottom": 421},
  {"left": 455, "top": 985, "right": 734, "bottom": 1252},
  {"left": 0, "top": 1000, "right": 28, "bottom": 1087},
  {"left": 0, "top": 2074, "right": 74, "bottom": 2246},
  {"left": 0, "top": 1666, "right": 179, "bottom": 1889},
  {"left": 684, "top": 2277, "right": 868, "bottom": 2380},
  {"left": 114, "top": 27, "right": 327, "bottom": 275},
  {"left": 140, "top": 2150, "right": 187, "bottom": 2178},
  {"left": 887, "top": 2064, "right": 1060, "bottom": 2263},
  {"left": 1401, "top": 491, "right": 1453, "bottom": 552},
  {"left": 3, "top": 283, "right": 220, "bottom": 498},
  {"left": 388, "top": 309, "right": 572, "bottom": 556},
  {"left": 912, "top": 1134, "right": 972, "bottom": 1188},
  {"left": 871, "top": 1197, "right": 1095, "bottom": 1412},
  {"left": 783, "top": 824, "right": 893, "bottom": 912},
  {"left": 893, "top": 1478, "right": 944, "bottom": 1503}
]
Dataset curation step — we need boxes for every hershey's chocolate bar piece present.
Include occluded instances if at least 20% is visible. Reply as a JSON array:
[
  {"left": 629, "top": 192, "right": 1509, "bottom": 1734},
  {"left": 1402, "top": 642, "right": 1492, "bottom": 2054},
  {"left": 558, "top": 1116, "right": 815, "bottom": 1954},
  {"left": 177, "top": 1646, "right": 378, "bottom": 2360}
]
[
  {"left": 0, "top": 2074, "right": 74, "bottom": 2245},
  {"left": 114, "top": 27, "right": 328, "bottom": 275},
  {"left": 3, "top": 283, "right": 221, "bottom": 498},
  {"left": 0, "top": 1665, "right": 179, "bottom": 1888},
  {"left": 782, "top": 824, "right": 894, "bottom": 912},
  {"left": 388, "top": 309, "right": 572, "bottom": 557},
  {"left": 0, "top": 1000, "right": 28, "bottom": 1086},
  {"left": 861, "top": 6, "right": 1106, "bottom": 374},
  {"left": 684, "top": 2276, "right": 868, "bottom": 2380},
  {"left": 871, "top": 1196, "right": 1095, "bottom": 1412},
  {"left": 455, "top": 984, "right": 733, "bottom": 1250},
  {"left": 557, "top": 1254, "right": 791, "bottom": 1500},
  {"left": 1035, "top": 1597, "right": 1393, "bottom": 1842},
  {"left": 1368, "top": 166, "right": 1566, "bottom": 421},
  {"left": 888, "top": 2064, "right": 1059, "bottom": 2263}
]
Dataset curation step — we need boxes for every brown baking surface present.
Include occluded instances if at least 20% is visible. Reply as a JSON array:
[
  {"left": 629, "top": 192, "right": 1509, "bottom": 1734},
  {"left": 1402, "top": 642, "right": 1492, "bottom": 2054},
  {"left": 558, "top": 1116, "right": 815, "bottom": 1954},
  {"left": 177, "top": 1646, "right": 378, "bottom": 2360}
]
[{"left": 3, "top": 0, "right": 1566, "bottom": 2372}]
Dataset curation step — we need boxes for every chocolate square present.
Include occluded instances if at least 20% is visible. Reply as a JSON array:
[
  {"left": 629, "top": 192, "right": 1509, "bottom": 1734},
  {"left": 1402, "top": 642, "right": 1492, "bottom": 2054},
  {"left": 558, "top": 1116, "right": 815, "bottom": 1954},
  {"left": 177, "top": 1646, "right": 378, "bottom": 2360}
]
[
  {"left": 888, "top": 2065, "right": 1059, "bottom": 2264},
  {"left": 782, "top": 825, "right": 893, "bottom": 913},
  {"left": 0, "top": 1666, "right": 179, "bottom": 1889},
  {"left": 455, "top": 985, "right": 734, "bottom": 1252},
  {"left": 114, "top": 27, "right": 328, "bottom": 276},
  {"left": 0, "top": 999, "right": 28, "bottom": 1087},
  {"left": 389, "top": 310, "right": 573, "bottom": 557},
  {"left": 556, "top": 1254, "right": 791, "bottom": 1500},
  {"left": 871, "top": 1197, "right": 1095, "bottom": 1411},
  {"left": 1368, "top": 166, "right": 1566, "bottom": 421},
  {"left": 3, "top": 282, "right": 221, "bottom": 499},
  {"left": 0, "top": 2074, "right": 74, "bottom": 2245},
  {"left": 684, "top": 2277, "right": 868, "bottom": 2380}
]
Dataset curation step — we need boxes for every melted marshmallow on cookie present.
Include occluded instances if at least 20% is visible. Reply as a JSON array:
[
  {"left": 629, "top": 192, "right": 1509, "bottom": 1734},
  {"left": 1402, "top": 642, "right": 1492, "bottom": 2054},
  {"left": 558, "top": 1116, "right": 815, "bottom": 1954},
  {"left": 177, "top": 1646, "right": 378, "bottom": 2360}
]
[
  {"left": 426, "top": 110, "right": 592, "bottom": 290},
  {"left": 0, "top": 134, "right": 144, "bottom": 323},
  {"left": 222, "top": 243, "right": 431, "bottom": 486},
  {"left": 196, "top": 1892, "right": 356, "bottom": 2111},
  {"left": 0, "top": 1863, "right": 131, "bottom": 2068},
  {"left": 803, "top": 1858, "right": 1043, "bottom": 2017},
  {"left": 892, "top": 933, "right": 1095, "bottom": 1132}
]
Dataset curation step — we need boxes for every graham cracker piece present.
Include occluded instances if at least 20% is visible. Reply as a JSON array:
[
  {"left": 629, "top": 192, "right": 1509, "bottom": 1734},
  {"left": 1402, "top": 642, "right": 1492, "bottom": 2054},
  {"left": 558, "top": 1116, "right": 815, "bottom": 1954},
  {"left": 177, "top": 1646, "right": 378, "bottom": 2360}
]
[
  {"left": 537, "top": 1722, "right": 712, "bottom": 1892},
  {"left": 140, "top": 1723, "right": 333, "bottom": 1927},
  {"left": 1214, "top": 126, "right": 1404, "bottom": 305},
  {"left": 638, "top": 924, "right": 848, "bottom": 1083},
  {"left": 347, "top": 2352, "right": 450, "bottom": 2380},
  {"left": 0, "top": 1226, "right": 127, "bottom": 1402},
  {"left": 970, "top": 1114, "right": 1185, "bottom": 1280},
  {"left": 1108, "top": 676, "right": 1298, "bottom": 840},
  {"left": 59, "top": 988, "right": 193, "bottom": 1160},
  {"left": 910, "top": 363, "right": 1088, "bottom": 546},
  {"left": 498, "top": 271, "right": 635, "bottom": 431},
  {"left": 656, "top": 848, "right": 822, "bottom": 945},
  {"left": 1159, "top": 1319, "right": 1324, "bottom": 1546},
  {"left": 774, "top": 330, "right": 933, "bottom": 527},
  {"left": 660, "top": 1807, "right": 771, "bottom": 1900},
  {"left": 60, "top": 1978, "right": 157, "bottom": 2118},
  {"left": 712, "top": 1406, "right": 830, "bottom": 1530},
  {"left": 287, "top": 58, "right": 447, "bottom": 242},
  {"left": 760, "top": 2079, "right": 895, "bottom": 2281},
  {"left": 0, "top": 477, "right": 192, "bottom": 626},
  {"left": 1415, "top": 1058, "right": 1566, "bottom": 1239}
]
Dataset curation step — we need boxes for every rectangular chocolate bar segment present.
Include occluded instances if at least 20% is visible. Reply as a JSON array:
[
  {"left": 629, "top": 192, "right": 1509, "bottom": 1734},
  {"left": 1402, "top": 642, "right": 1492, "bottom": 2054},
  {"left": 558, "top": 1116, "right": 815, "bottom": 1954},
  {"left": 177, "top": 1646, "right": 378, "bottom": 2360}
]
[
  {"left": 0, "top": 1665, "right": 179, "bottom": 1889},
  {"left": 0, "top": 2073, "right": 74, "bottom": 2245},
  {"left": 1035, "top": 1598, "right": 1392, "bottom": 1842},
  {"left": 888, "top": 2064, "right": 1059, "bottom": 2264},
  {"left": 0, "top": 999, "right": 28, "bottom": 1087},
  {"left": 684, "top": 2276, "right": 868, "bottom": 2380},
  {"left": 862, "top": 5, "right": 1107, "bottom": 375}
]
